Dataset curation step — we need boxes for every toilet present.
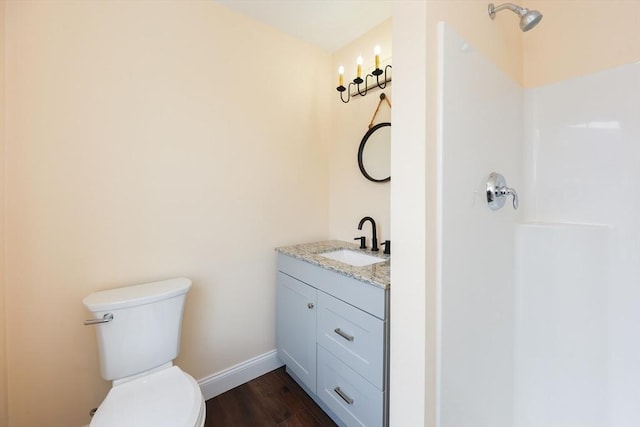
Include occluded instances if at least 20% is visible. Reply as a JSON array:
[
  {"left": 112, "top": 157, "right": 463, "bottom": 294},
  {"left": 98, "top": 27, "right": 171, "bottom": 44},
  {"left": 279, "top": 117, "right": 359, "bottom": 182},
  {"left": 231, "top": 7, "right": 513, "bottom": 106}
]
[{"left": 83, "top": 278, "right": 205, "bottom": 427}]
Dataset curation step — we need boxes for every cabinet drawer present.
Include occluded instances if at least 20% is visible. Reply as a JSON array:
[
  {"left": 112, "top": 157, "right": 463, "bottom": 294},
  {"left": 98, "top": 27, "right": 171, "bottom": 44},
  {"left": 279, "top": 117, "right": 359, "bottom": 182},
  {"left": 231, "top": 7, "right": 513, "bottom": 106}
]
[
  {"left": 317, "top": 345, "right": 384, "bottom": 427},
  {"left": 277, "top": 253, "right": 387, "bottom": 319},
  {"left": 317, "top": 291, "right": 384, "bottom": 390}
]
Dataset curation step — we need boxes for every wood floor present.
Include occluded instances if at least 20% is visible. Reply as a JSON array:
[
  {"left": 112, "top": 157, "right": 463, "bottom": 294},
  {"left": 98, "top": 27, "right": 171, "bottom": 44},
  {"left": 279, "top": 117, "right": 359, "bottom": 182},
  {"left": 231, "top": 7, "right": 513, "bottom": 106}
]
[{"left": 204, "top": 367, "right": 337, "bottom": 427}]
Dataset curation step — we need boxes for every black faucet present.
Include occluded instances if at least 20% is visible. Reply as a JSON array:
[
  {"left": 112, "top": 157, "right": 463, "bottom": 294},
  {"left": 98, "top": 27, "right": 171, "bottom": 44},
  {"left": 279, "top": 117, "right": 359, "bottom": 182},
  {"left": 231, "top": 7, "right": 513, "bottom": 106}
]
[{"left": 358, "top": 216, "right": 379, "bottom": 252}]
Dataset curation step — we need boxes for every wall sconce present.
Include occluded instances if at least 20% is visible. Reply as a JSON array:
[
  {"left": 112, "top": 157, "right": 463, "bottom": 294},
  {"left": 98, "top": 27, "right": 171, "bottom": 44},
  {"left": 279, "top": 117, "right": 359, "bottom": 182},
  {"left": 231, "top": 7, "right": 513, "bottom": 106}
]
[{"left": 337, "top": 45, "right": 392, "bottom": 104}]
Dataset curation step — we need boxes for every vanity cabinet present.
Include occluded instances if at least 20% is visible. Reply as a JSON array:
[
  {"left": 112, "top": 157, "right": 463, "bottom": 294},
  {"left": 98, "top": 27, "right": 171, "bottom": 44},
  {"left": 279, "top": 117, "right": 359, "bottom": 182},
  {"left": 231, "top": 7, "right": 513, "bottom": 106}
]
[{"left": 276, "top": 252, "right": 389, "bottom": 427}]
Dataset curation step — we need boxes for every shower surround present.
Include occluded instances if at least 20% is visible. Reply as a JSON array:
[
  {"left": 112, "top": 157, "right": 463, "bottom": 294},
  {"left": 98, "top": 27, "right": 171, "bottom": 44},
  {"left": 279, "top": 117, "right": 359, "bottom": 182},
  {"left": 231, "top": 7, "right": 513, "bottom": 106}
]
[
  {"left": 439, "top": 23, "right": 640, "bottom": 427},
  {"left": 520, "top": 61, "right": 640, "bottom": 427}
]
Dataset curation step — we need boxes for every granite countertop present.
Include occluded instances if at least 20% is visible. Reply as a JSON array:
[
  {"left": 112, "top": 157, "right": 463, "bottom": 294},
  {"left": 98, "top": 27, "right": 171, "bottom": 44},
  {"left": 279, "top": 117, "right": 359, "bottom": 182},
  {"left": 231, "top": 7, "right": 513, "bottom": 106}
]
[{"left": 275, "top": 240, "right": 390, "bottom": 290}]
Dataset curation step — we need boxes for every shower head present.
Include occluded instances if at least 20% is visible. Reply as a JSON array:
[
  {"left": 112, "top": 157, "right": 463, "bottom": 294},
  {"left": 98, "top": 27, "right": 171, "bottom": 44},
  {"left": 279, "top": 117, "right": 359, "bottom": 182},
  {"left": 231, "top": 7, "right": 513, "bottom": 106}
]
[{"left": 488, "top": 3, "right": 543, "bottom": 32}]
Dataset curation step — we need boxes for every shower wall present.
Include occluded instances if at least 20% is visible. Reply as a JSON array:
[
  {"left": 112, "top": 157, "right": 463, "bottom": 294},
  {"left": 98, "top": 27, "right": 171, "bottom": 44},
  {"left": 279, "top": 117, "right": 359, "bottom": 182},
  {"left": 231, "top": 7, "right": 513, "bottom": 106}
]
[
  {"left": 440, "top": 21, "right": 640, "bottom": 426},
  {"left": 515, "top": 223, "right": 610, "bottom": 426},
  {"left": 438, "top": 23, "right": 522, "bottom": 427},
  {"left": 519, "top": 62, "right": 640, "bottom": 426}
]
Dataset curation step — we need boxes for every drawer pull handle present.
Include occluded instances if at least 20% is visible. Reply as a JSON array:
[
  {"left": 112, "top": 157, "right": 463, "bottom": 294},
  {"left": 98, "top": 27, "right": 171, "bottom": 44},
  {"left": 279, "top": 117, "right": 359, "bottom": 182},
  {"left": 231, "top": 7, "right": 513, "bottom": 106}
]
[
  {"left": 334, "top": 328, "right": 354, "bottom": 342},
  {"left": 334, "top": 386, "right": 354, "bottom": 405}
]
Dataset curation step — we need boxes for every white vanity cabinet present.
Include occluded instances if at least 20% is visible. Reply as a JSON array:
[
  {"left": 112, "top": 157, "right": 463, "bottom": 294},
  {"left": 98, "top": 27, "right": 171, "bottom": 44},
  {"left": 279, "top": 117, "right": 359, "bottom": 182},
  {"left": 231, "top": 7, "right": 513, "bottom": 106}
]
[{"left": 276, "top": 252, "right": 389, "bottom": 427}]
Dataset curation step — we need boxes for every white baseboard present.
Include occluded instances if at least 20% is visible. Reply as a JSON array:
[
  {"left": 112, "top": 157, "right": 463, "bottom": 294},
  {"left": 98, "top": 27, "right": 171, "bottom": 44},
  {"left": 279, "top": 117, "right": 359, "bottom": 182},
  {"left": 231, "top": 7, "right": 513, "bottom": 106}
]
[{"left": 197, "top": 349, "right": 284, "bottom": 401}]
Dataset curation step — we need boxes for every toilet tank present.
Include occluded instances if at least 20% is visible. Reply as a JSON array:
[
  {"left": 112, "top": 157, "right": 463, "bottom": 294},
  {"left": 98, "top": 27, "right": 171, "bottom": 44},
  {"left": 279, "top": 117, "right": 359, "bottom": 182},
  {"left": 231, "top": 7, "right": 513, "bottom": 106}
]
[{"left": 83, "top": 278, "right": 192, "bottom": 381}]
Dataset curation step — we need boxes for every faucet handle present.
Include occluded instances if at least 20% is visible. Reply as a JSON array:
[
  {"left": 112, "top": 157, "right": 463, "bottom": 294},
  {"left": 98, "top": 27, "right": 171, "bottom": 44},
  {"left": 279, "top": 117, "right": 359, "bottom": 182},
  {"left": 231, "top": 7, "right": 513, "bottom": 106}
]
[
  {"left": 486, "top": 172, "right": 518, "bottom": 211},
  {"left": 354, "top": 236, "right": 366, "bottom": 249},
  {"left": 505, "top": 187, "right": 519, "bottom": 209},
  {"left": 381, "top": 240, "right": 391, "bottom": 255}
]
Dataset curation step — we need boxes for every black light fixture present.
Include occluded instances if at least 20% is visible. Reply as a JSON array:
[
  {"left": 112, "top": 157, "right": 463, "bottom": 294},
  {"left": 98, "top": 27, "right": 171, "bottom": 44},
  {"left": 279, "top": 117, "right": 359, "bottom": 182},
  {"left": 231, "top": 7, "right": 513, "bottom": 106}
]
[{"left": 336, "top": 45, "right": 392, "bottom": 104}]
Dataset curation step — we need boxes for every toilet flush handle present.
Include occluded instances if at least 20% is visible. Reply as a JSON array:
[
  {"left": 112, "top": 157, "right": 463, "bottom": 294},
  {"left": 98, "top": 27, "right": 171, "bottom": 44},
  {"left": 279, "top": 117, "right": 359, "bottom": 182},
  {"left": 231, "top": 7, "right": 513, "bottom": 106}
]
[{"left": 84, "top": 313, "right": 114, "bottom": 325}]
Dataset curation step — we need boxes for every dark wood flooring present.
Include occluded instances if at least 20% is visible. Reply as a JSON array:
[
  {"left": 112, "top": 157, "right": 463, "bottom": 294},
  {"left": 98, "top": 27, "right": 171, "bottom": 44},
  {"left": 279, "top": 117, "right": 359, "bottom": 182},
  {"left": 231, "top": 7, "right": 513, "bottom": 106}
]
[{"left": 204, "top": 367, "right": 337, "bottom": 427}]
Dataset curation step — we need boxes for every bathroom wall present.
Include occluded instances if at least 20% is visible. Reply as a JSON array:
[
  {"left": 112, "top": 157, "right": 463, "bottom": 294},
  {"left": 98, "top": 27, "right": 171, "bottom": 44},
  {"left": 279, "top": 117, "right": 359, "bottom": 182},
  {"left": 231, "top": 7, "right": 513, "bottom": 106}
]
[
  {"left": 389, "top": 2, "right": 430, "bottom": 426},
  {"left": 0, "top": 1, "right": 7, "bottom": 426},
  {"left": 523, "top": 0, "right": 640, "bottom": 88},
  {"left": 428, "top": 1, "right": 525, "bottom": 85},
  {"left": 329, "top": 19, "right": 391, "bottom": 243},
  {"left": 389, "top": 3, "right": 429, "bottom": 427},
  {"left": 3, "top": 1, "right": 331, "bottom": 426}
]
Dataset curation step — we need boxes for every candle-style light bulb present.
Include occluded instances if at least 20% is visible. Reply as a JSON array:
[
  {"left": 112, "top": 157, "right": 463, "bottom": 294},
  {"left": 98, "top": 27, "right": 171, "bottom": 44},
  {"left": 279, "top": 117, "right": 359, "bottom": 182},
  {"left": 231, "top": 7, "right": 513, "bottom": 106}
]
[
  {"left": 374, "top": 45, "right": 381, "bottom": 69},
  {"left": 356, "top": 55, "right": 363, "bottom": 78},
  {"left": 338, "top": 65, "right": 344, "bottom": 87}
]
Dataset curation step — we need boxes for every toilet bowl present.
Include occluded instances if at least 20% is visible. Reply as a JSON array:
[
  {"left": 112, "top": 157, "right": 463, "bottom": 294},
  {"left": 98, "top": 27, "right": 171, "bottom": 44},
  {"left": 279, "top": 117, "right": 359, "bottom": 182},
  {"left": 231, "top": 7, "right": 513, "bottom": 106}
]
[
  {"left": 90, "top": 366, "right": 205, "bottom": 427},
  {"left": 83, "top": 278, "right": 205, "bottom": 427}
]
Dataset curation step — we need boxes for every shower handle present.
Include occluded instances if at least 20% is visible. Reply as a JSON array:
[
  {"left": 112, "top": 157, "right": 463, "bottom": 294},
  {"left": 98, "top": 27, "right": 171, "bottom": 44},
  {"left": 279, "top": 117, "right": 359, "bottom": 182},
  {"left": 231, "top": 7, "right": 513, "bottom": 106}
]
[
  {"left": 486, "top": 172, "right": 518, "bottom": 210},
  {"left": 500, "top": 186, "right": 519, "bottom": 209}
]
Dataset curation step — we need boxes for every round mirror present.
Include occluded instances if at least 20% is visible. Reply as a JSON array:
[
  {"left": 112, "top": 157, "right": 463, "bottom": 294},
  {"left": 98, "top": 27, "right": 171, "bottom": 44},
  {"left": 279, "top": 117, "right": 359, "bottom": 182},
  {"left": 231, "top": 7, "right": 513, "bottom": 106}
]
[{"left": 358, "top": 122, "right": 391, "bottom": 182}]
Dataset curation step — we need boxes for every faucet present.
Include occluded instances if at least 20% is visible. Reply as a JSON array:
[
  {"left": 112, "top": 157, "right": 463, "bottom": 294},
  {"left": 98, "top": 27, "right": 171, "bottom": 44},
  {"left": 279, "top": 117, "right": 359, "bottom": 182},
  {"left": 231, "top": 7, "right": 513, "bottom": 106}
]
[{"left": 358, "top": 216, "right": 379, "bottom": 252}]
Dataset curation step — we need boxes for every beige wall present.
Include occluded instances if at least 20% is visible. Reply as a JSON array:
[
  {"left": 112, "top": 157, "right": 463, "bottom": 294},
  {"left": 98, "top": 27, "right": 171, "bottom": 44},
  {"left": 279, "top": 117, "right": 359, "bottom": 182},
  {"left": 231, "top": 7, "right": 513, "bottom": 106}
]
[
  {"left": 5, "top": 1, "right": 637, "bottom": 427},
  {"left": 428, "top": 1, "right": 525, "bottom": 85},
  {"left": 330, "top": 19, "right": 391, "bottom": 243},
  {"left": 390, "top": 3, "right": 428, "bottom": 426},
  {"left": 0, "top": 1, "right": 7, "bottom": 426},
  {"left": 3, "top": 1, "right": 330, "bottom": 426},
  {"left": 523, "top": 0, "right": 640, "bottom": 88}
]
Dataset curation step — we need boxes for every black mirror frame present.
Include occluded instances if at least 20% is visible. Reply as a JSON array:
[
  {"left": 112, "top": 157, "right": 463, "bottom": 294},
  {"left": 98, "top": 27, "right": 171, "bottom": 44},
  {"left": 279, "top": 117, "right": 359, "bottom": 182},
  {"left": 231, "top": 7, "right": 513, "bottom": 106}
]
[{"left": 358, "top": 122, "right": 391, "bottom": 183}]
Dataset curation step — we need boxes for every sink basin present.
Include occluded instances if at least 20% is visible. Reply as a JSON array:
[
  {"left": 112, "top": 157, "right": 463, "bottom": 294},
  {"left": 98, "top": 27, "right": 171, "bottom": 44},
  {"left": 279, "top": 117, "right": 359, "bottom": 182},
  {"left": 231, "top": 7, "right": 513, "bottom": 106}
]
[{"left": 319, "top": 249, "right": 387, "bottom": 267}]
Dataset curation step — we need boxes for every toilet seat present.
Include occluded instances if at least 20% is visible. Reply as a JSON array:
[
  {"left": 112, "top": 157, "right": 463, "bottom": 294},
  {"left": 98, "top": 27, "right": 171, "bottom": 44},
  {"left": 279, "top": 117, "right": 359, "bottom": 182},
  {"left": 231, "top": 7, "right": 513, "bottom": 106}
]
[{"left": 90, "top": 366, "right": 205, "bottom": 427}]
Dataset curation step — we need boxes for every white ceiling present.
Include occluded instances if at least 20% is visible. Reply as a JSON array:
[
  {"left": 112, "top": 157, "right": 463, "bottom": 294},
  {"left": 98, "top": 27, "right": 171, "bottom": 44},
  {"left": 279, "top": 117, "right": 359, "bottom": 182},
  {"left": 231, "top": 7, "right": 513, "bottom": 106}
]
[{"left": 213, "top": 0, "right": 393, "bottom": 52}]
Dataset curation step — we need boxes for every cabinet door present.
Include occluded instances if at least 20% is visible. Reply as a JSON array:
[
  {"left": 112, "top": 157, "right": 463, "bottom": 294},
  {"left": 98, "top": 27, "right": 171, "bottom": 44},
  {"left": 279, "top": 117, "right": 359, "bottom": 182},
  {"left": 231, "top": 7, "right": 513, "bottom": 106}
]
[{"left": 277, "top": 272, "right": 317, "bottom": 392}]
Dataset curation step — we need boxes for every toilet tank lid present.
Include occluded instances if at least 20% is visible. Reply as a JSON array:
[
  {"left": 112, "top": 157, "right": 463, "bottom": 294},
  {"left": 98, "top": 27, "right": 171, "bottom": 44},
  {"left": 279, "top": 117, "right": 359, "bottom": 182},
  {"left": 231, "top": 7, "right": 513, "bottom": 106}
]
[{"left": 83, "top": 278, "right": 192, "bottom": 312}]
